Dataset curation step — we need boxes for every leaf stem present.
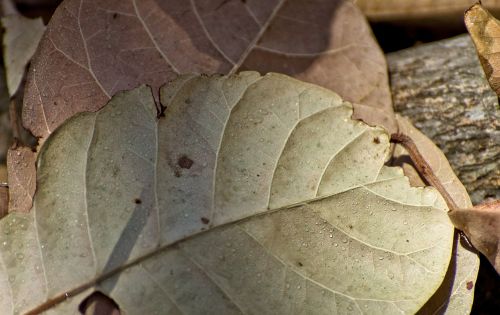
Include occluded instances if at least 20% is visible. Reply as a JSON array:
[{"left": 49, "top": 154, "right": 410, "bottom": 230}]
[{"left": 390, "top": 133, "right": 458, "bottom": 211}]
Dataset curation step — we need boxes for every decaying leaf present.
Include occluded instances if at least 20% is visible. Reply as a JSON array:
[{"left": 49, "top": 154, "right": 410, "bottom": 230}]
[
  {"left": 6, "top": 146, "right": 35, "bottom": 213},
  {"left": 465, "top": 3, "right": 500, "bottom": 97},
  {"left": 23, "top": 0, "right": 393, "bottom": 142},
  {"left": 449, "top": 200, "right": 500, "bottom": 274},
  {"left": 1, "top": 15, "right": 45, "bottom": 97},
  {"left": 0, "top": 185, "right": 7, "bottom": 219},
  {"left": 0, "top": 73, "right": 453, "bottom": 314},
  {"left": 395, "top": 115, "right": 480, "bottom": 314}
]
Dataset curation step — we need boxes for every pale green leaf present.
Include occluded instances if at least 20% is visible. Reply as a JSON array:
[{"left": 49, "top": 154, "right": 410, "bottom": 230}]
[{"left": 0, "top": 72, "right": 454, "bottom": 314}]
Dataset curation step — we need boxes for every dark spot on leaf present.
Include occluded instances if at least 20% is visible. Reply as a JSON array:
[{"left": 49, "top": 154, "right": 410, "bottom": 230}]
[
  {"left": 406, "top": 239, "right": 409, "bottom": 242},
  {"left": 466, "top": 281, "right": 474, "bottom": 290},
  {"left": 201, "top": 217, "right": 210, "bottom": 224},
  {"left": 348, "top": 224, "right": 353, "bottom": 229},
  {"left": 178, "top": 155, "right": 194, "bottom": 169},
  {"left": 169, "top": 270, "right": 174, "bottom": 276},
  {"left": 174, "top": 170, "right": 181, "bottom": 178},
  {"left": 297, "top": 261, "right": 303, "bottom": 267},
  {"left": 134, "top": 198, "right": 142, "bottom": 204},
  {"left": 185, "top": 98, "right": 191, "bottom": 104},
  {"left": 113, "top": 13, "right": 118, "bottom": 19},
  {"left": 373, "top": 137, "right": 380, "bottom": 144}
]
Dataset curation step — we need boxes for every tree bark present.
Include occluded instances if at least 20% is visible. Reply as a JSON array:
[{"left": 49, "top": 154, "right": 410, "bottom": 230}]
[{"left": 388, "top": 34, "right": 500, "bottom": 205}]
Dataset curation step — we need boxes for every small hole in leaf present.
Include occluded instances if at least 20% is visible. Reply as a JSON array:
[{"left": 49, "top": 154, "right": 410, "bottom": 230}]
[
  {"left": 113, "top": 13, "right": 118, "bottom": 19},
  {"left": 79, "top": 291, "right": 120, "bottom": 315},
  {"left": 373, "top": 137, "right": 380, "bottom": 144},
  {"left": 297, "top": 261, "right": 303, "bottom": 267},
  {"left": 201, "top": 217, "right": 210, "bottom": 224},
  {"left": 134, "top": 198, "right": 142, "bottom": 204}
]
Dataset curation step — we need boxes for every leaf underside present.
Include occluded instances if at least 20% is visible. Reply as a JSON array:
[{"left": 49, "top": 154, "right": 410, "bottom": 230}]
[{"left": 0, "top": 73, "right": 453, "bottom": 314}]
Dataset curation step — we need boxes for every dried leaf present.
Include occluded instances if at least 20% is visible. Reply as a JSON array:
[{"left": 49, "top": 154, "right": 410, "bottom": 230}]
[
  {"left": 0, "top": 73, "right": 453, "bottom": 314},
  {"left": 6, "top": 146, "right": 35, "bottom": 213},
  {"left": 23, "top": 0, "right": 393, "bottom": 142},
  {"left": 0, "top": 186, "right": 7, "bottom": 219},
  {"left": 465, "top": 3, "right": 500, "bottom": 97},
  {"left": 1, "top": 15, "right": 45, "bottom": 97},
  {"left": 449, "top": 200, "right": 500, "bottom": 274},
  {"left": 394, "top": 115, "right": 479, "bottom": 315}
]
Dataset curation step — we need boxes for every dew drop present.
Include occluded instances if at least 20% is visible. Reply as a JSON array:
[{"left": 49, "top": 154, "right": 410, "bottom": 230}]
[
  {"left": 342, "top": 239, "right": 348, "bottom": 243},
  {"left": 329, "top": 234, "right": 333, "bottom": 238},
  {"left": 334, "top": 243, "right": 338, "bottom": 247},
  {"left": 403, "top": 221, "right": 408, "bottom": 225},
  {"left": 379, "top": 256, "right": 384, "bottom": 260}
]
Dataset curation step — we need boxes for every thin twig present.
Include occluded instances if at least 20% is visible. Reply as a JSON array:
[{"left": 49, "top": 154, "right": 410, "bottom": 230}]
[{"left": 391, "top": 133, "right": 459, "bottom": 211}]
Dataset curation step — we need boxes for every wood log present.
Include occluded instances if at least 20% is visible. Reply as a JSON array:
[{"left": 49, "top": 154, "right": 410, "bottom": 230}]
[{"left": 388, "top": 34, "right": 500, "bottom": 205}]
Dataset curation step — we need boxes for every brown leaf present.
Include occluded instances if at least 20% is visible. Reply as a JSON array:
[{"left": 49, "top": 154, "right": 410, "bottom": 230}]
[
  {"left": 6, "top": 146, "right": 35, "bottom": 213},
  {"left": 465, "top": 2, "right": 500, "bottom": 97},
  {"left": 449, "top": 200, "right": 500, "bottom": 274},
  {"left": 0, "top": 186, "right": 7, "bottom": 219},
  {"left": 23, "top": 0, "right": 393, "bottom": 142}
]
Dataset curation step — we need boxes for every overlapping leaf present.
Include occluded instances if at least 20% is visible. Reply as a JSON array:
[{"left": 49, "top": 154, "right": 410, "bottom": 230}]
[
  {"left": 23, "top": 0, "right": 393, "bottom": 141},
  {"left": 0, "top": 73, "right": 453, "bottom": 314},
  {"left": 394, "top": 116, "right": 480, "bottom": 314}
]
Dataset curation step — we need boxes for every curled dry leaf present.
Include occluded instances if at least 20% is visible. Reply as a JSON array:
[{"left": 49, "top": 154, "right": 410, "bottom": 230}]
[
  {"left": 1, "top": 15, "right": 45, "bottom": 97},
  {"left": 394, "top": 115, "right": 479, "bottom": 314},
  {"left": 0, "top": 73, "right": 453, "bottom": 314},
  {"left": 465, "top": 3, "right": 500, "bottom": 97},
  {"left": 449, "top": 200, "right": 500, "bottom": 274}
]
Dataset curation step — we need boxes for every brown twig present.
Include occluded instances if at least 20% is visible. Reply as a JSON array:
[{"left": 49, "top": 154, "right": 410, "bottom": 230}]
[{"left": 391, "top": 133, "right": 459, "bottom": 211}]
